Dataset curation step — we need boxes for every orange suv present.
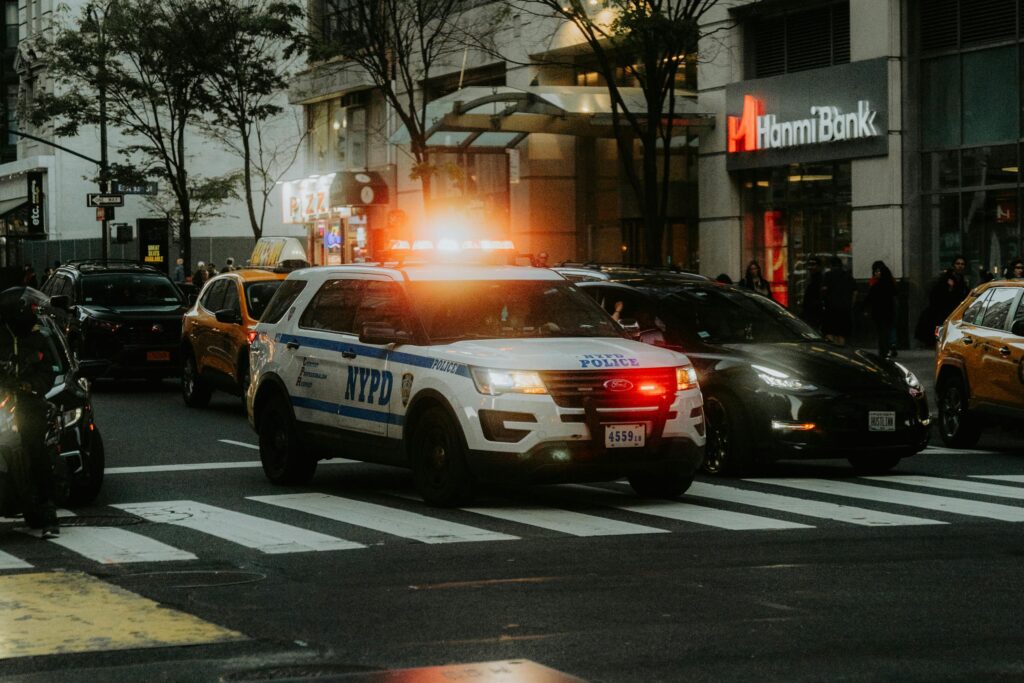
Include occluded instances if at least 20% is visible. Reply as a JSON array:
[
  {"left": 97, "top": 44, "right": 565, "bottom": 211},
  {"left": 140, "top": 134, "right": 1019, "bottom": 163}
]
[
  {"left": 935, "top": 279, "right": 1024, "bottom": 446},
  {"left": 181, "top": 268, "right": 286, "bottom": 407}
]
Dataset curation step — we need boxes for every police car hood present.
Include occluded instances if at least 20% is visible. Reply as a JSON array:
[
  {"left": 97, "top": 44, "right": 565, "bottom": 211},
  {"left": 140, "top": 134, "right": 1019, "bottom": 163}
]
[{"left": 435, "top": 337, "right": 688, "bottom": 371}]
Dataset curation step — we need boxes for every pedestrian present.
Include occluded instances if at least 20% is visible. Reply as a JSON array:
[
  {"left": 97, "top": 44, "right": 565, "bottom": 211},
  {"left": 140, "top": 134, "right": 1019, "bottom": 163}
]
[
  {"left": 1008, "top": 258, "right": 1024, "bottom": 279},
  {"left": 207, "top": 262, "right": 218, "bottom": 276},
  {"left": 739, "top": 260, "right": 773, "bottom": 300},
  {"left": 532, "top": 252, "right": 549, "bottom": 268},
  {"left": 915, "top": 269, "right": 960, "bottom": 347},
  {"left": 220, "top": 257, "right": 235, "bottom": 273},
  {"left": 715, "top": 273, "right": 733, "bottom": 284},
  {"left": 21, "top": 265, "right": 37, "bottom": 288},
  {"left": 193, "top": 261, "right": 211, "bottom": 288},
  {"left": 949, "top": 254, "right": 970, "bottom": 299},
  {"left": 173, "top": 258, "right": 185, "bottom": 283},
  {"left": 821, "top": 256, "right": 855, "bottom": 346},
  {"left": 864, "top": 260, "right": 898, "bottom": 359},
  {"left": 800, "top": 257, "right": 824, "bottom": 330}
]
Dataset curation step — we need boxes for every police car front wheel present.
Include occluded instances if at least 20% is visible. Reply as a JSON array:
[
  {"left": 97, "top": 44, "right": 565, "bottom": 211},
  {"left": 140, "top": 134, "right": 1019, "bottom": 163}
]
[
  {"left": 410, "top": 406, "right": 474, "bottom": 507},
  {"left": 259, "top": 397, "right": 317, "bottom": 485}
]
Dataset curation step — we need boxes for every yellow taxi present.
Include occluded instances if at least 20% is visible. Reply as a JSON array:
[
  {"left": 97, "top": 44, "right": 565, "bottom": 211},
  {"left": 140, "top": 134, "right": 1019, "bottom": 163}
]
[
  {"left": 935, "top": 278, "right": 1024, "bottom": 446},
  {"left": 180, "top": 238, "right": 306, "bottom": 407}
]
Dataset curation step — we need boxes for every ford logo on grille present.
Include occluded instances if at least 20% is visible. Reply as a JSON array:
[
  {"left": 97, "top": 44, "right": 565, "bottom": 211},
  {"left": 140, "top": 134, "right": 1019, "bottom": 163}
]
[{"left": 604, "top": 379, "right": 634, "bottom": 392}]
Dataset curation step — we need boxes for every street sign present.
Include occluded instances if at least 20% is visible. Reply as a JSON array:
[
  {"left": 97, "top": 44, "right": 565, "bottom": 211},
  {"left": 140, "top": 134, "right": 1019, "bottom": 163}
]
[
  {"left": 87, "top": 193, "right": 124, "bottom": 207},
  {"left": 111, "top": 181, "right": 158, "bottom": 195}
]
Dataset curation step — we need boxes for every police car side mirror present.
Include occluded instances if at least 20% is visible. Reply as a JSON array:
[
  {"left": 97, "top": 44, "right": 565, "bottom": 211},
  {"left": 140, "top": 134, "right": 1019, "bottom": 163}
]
[
  {"left": 617, "top": 318, "right": 641, "bottom": 339},
  {"left": 1012, "top": 319, "right": 1024, "bottom": 337},
  {"left": 359, "top": 323, "right": 411, "bottom": 346},
  {"left": 215, "top": 309, "right": 242, "bottom": 325}
]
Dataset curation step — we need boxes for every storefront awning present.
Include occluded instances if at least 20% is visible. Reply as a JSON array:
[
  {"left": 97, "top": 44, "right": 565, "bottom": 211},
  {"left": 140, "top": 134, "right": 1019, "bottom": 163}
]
[
  {"left": 0, "top": 197, "right": 44, "bottom": 239},
  {"left": 389, "top": 85, "right": 715, "bottom": 152},
  {"left": 329, "top": 170, "right": 389, "bottom": 207}
]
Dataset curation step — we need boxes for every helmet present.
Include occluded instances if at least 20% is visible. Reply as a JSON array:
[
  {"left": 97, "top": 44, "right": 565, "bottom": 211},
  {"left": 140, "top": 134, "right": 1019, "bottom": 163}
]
[{"left": 0, "top": 287, "right": 47, "bottom": 331}]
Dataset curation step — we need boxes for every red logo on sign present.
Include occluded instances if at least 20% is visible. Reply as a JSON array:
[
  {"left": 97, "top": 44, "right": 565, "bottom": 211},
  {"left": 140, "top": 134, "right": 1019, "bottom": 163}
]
[{"left": 727, "top": 95, "right": 763, "bottom": 152}]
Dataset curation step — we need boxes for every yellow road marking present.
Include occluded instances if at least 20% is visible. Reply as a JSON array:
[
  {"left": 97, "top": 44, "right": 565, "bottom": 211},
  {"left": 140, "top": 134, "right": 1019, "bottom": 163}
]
[{"left": 0, "top": 571, "right": 245, "bottom": 659}]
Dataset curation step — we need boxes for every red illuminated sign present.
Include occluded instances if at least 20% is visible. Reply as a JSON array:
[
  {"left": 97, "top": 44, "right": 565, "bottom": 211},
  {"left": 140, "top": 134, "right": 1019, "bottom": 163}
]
[{"left": 728, "top": 95, "right": 763, "bottom": 152}]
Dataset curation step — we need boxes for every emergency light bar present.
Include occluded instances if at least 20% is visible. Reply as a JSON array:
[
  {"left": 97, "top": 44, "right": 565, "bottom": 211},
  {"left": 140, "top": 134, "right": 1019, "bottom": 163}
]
[{"left": 388, "top": 239, "right": 516, "bottom": 252}]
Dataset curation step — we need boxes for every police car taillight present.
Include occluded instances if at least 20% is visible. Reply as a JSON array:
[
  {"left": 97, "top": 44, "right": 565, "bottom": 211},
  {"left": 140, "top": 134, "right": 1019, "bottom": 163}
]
[
  {"left": 247, "top": 330, "right": 258, "bottom": 344},
  {"left": 676, "top": 366, "right": 698, "bottom": 391}
]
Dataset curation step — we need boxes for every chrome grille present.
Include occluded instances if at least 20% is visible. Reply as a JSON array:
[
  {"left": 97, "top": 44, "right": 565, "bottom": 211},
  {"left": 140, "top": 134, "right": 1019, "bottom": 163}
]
[{"left": 540, "top": 368, "right": 676, "bottom": 409}]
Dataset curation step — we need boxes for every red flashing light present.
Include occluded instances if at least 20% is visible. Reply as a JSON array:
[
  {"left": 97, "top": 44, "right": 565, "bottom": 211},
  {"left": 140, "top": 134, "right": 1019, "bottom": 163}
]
[
  {"left": 247, "top": 330, "right": 259, "bottom": 344},
  {"left": 638, "top": 382, "right": 667, "bottom": 397}
]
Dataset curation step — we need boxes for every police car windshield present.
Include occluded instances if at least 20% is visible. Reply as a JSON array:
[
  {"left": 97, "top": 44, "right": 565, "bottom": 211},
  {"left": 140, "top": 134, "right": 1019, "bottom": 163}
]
[
  {"left": 81, "top": 273, "right": 183, "bottom": 307},
  {"left": 407, "top": 280, "right": 623, "bottom": 342}
]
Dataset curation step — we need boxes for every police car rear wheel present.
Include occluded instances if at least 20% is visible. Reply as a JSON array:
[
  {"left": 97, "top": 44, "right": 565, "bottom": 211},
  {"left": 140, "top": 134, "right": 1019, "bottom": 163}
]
[
  {"left": 182, "top": 354, "right": 211, "bottom": 408},
  {"left": 259, "top": 398, "right": 316, "bottom": 485},
  {"left": 628, "top": 469, "right": 693, "bottom": 499},
  {"left": 411, "top": 406, "right": 474, "bottom": 507}
]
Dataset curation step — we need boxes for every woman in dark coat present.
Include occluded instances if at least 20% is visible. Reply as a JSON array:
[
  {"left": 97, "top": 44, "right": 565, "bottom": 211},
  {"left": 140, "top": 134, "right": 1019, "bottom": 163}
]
[
  {"left": 740, "top": 260, "right": 773, "bottom": 300},
  {"left": 864, "top": 260, "right": 897, "bottom": 358},
  {"left": 821, "top": 256, "right": 855, "bottom": 346}
]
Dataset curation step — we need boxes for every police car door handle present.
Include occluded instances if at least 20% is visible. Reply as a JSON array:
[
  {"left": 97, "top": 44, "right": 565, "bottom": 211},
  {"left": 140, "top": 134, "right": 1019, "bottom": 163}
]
[
  {"left": 342, "top": 350, "right": 357, "bottom": 359},
  {"left": 286, "top": 340, "right": 300, "bottom": 350}
]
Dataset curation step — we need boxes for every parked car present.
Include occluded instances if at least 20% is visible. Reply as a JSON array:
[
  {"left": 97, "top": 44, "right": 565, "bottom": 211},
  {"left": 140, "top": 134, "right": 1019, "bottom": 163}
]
[
  {"left": 553, "top": 264, "right": 709, "bottom": 284},
  {"left": 40, "top": 260, "right": 188, "bottom": 379},
  {"left": 180, "top": 267, "right": 286, "bottom": 407},
  {"left": 576, "top": 279, "right": 930, "bottom": 475},
  {"left": 935, "top": 278, "right": 1024, "bottom": 447}
]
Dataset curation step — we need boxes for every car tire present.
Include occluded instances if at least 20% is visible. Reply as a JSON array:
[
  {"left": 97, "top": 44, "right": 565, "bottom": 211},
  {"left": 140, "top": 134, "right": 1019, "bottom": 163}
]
[
  {"left": 258, "top": 397, "right": 316, "bottom": 485},
  {"left": 628, "top": 468, "right": 693, "bottom": 499},
  {"left": 182, "top": 353, "right": 212, "bottom": 408},
  {"left": 64, "top": 428, "right": 105, "bottom": 507},
  {"left": 411, "top": 406, "right": 474, "bottom": 507},
  {"left": 847, "top": 453, "right": 901, "bottom": 475},
  {"left": 937, "top": 375, "right": 982, "bottom": 448},
  {"left": 701, "top": 393, "right": 755, "bottom": 476}
]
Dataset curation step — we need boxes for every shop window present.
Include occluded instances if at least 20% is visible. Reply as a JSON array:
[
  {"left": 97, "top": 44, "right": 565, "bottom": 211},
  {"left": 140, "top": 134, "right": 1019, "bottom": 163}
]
[
  {"left": 962, "top": 145, "right": 1018, "bottom": 187},
  {"left": 921, "top": 56, "right": 960, "bottom": 149},
  {"left": 922, "top": 150, "right": 960, "bottom": 190},
  {"left": 4, "top": 1, "right": 16, "bottom": 48},
  {"left": 307, "top": 101, "right": 330, "bottom": 174},
  {"left": 963, "top": 46, "right": 1018, "bottom": 144},
  {"left": 961, "top": 188, "right": 1020, "bottom": 278},
  {"left": 919, "top": 0, "right": 958, "bottom": 52},
  {"left": 923, "top": 194, "right": 962, "bottom": 272}
]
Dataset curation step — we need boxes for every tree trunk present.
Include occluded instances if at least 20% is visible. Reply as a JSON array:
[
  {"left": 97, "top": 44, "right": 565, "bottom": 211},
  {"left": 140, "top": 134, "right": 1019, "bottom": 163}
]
[
  {"left": 641, "top": 129, "right": 663, "bottom": 266},
  {"left": 240, "top": 123, "right": 261, "bottom": 240}
]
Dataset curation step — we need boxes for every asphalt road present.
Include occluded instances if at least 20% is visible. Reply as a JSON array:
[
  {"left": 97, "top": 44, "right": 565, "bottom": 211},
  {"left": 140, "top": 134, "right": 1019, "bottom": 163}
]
[{"left": 1, "top": 376, "right": 1023, "bottom": 682}]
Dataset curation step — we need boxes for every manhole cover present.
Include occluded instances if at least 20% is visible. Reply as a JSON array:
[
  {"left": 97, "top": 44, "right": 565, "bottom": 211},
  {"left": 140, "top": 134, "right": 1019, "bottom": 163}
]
[
  {"left": 122, "top": 570, "right": 267, "bottom": 588},
  {"left": 59, "top": 515, "right": 146, "bottom": 527}
]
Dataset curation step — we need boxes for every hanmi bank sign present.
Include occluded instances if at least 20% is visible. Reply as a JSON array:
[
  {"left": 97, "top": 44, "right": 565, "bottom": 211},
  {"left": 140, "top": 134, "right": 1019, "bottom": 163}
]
[{"left": 725, "top": 58, "right": 889, "bottom": 171}]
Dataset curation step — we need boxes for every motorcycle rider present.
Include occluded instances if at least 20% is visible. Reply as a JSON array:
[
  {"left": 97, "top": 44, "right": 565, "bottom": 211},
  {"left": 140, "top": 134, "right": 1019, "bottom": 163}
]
[{"left": 0, "top": 287, "right": 60, "bottom": 537}]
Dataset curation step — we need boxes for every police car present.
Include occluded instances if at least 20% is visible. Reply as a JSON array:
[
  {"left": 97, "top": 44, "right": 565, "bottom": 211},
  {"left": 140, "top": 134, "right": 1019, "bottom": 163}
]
[{"left": 248, "top": 263, "right": 705, "bottom": 506}]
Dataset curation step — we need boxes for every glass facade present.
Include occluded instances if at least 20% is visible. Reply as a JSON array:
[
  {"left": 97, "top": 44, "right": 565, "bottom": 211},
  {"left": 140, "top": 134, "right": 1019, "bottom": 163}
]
[
  {"left": 740, "top": 162, "right": 852, "bottom": 310},
  {"left": 917, "top": 0, "right": 1024, "bottom": 282}
]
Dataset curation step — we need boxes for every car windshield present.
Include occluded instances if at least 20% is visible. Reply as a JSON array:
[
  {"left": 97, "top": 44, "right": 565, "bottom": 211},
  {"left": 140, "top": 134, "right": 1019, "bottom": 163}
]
[
  {"left": 406, "top": 280, "right": 623, "bottom": 342},
  {"left": 245, "top": 281, "right": 283, "bottom": 320},
  {"left": 81, "top": 273, "right": 183, "bottom": 307},
  {"left": 660, "top": 286, "right": 822, "bottom": 344}
]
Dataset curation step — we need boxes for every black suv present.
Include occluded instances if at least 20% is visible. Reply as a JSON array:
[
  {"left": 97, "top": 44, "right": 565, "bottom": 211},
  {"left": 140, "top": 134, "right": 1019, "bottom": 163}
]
[{"left": 41, "top": 260, "right": 188, "bottom": 379}]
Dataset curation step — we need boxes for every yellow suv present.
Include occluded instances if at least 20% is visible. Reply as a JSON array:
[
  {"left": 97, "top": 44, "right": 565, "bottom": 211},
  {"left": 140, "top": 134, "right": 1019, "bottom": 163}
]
[
  {"left": 935, "top": 279, "right": 1024, "bottom": 446},
  {"left": 181, "top": 268, "right": 286, "bottom": 407}
]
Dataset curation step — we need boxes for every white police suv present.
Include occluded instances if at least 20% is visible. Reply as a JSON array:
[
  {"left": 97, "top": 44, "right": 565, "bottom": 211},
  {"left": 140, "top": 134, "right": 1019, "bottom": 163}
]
[{"left": 248, "top": 264, "right": 705, "bottom": 506}]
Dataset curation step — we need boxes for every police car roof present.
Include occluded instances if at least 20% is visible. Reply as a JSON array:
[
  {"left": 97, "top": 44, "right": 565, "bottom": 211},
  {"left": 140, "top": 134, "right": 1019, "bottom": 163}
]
[{"left": 296, "top": 264, "right": 566, "bottom": 282}]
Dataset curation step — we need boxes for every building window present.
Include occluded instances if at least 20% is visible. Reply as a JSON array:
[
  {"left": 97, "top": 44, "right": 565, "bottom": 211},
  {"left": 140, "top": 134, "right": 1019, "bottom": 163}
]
[{"left": 746, "top": 2, "right": 850, "bottom": 79}]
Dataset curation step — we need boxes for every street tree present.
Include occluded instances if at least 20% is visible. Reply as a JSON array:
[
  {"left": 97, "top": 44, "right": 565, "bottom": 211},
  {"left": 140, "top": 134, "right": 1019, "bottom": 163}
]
[
  {"left": 517, "top": 0, "right": 717, "bottom": 265},
  {"left": 26, "top": 0, "right": 240, "bottom": 270},
  {"left": 201, "top": 0, "right": 305, "bottom": 241},
  {"left": 311, "top": 0, "right": 498, "bottom": 211}
]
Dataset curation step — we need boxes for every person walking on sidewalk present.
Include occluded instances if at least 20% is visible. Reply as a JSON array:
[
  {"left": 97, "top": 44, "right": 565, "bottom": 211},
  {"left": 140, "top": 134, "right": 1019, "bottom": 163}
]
[
  {"left": 864, "top": 260, "right": 898, "bottom": 359},
  {"left": 821, "top": 256, "right": 855, "bottom": 346},
  {"left": 740, "top": 261, "right": 774, "bottom": 300}
]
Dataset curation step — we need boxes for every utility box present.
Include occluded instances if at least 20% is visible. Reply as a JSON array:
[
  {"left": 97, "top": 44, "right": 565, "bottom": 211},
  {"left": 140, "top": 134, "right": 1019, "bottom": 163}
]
[{"left": 114, "top": 223, "right": 132, "bottom": 243}]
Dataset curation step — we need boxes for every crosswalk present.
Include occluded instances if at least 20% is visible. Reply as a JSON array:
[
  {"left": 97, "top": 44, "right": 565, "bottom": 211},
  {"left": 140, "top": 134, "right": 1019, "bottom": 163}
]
[{"left": 3, "top": 472, "right": 1024, "bottom": 570}]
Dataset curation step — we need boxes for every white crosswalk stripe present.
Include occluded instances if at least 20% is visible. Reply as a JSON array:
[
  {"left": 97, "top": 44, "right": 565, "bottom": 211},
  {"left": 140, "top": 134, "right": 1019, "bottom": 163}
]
[
  {"left": 971, "top": 474, "right": 1024, "bottom": 484},
  {"left": 462, "top": 505, "right": 669, "bottom": 537},
  {"left": 113, "top": 501, "right": 365, "bottom": 554},
  {"left": 749, "top": 478, "right": 1024, "bottom": 522},
  {"left": 0, "top": 549, "right": 32, "bottom": 569},
  {"left": 37, "top": 526, "right": 197, "bottom": 564},
  {"left": 249, "top": 492, "right": 519, "bottom": 543},
  {"left": 687, "top": 482, "right": 944, "bottom": 527},
  {"left": 861, "top": 475, "right": 1024, "bottom": 502},
  {"left": 570, "top": 485, "right": 812, "bottom": 530}
]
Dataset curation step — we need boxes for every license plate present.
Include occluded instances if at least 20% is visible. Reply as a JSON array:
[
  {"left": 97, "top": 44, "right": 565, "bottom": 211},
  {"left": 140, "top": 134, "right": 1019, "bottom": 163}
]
[
  {"left": 868, "top": 411, "right": 896, "bottom": 432},
  {"left": 604, "top": 423, "right": 646, "bottom": 448},
  {"left": 146, "top": 351, "right": 171, "bottom": 362}
]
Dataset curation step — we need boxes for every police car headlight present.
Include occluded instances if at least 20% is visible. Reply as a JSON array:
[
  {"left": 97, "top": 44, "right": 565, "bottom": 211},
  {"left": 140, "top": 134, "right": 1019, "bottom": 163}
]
[
  {"left": 471, "top": 368, "right": 548, "bottom": 395},
  {"left": 893, "top": 361, "right": 922, "bottom": 391}
]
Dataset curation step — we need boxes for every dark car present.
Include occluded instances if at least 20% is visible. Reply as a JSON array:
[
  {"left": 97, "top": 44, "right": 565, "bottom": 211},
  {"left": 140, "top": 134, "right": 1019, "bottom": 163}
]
[
  {"left": 576, "top": 279, "right": 930, "bottom": 475},
  {"left": 41, "top": 260, "right": 188, "bottom": 379},
  {"left": 553, "top": 264, "right": 710, "bottom": 284}
]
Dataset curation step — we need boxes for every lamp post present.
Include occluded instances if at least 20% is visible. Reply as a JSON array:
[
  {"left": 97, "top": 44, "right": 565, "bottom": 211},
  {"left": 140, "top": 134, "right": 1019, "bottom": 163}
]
[{"left": 85, "top": 2, "right": 111, "bottom": 261}]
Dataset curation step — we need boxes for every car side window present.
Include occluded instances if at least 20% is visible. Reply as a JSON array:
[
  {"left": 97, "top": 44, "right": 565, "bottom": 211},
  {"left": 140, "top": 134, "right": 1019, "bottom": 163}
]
[
  {"left": 299, "top": 279, "right": 363, "bottom": 334},
  {"left": 201, "top": 280, "right": 228, "bottom": 312},
  {"left": 979, "top": 288, "right": 1016, "bottom": 329},
  {"left": 58, "top": 276, "right": 75, "bottom": 301},
  {"left": 352, "top": 281, "right": 411, "bottom": 335},
  {"left": 221, "top": 281, "right": 241, "bottom": 314},
  {"left": 261, "top": 280, "right": 307, "bottom": 324},
  {"left": 1011, "top": 292, "right": 1024, "bottom": 327},
  {"left": 961, "top": 290, "right": 992, "bottom": 326}
]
